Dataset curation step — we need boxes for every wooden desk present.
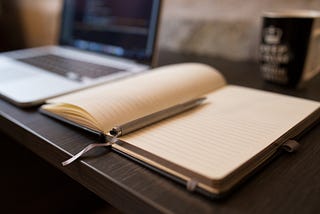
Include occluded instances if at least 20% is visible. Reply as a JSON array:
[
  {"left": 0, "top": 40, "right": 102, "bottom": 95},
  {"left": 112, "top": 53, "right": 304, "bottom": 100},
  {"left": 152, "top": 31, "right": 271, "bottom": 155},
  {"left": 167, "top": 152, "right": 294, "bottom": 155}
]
[{"left": 1, "top": 51, "right": 320, "bottom": 213}]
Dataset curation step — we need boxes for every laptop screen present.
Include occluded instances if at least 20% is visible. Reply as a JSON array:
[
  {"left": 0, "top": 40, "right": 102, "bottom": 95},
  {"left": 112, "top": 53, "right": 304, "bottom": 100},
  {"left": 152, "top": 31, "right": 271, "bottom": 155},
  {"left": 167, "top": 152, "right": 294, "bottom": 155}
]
[{"left": 59, "top": 0, "right": 161, "bottom": 64}]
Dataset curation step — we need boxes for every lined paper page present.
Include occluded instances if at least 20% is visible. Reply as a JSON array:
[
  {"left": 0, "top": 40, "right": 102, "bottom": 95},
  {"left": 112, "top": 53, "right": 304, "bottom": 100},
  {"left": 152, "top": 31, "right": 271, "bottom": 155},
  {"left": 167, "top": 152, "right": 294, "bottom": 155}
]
[
  {"left": 46, "top": 63, "right": 226, "bottom": 132},
  {"left": 121, "top": 86, "right": 320, "bottom": 180}
]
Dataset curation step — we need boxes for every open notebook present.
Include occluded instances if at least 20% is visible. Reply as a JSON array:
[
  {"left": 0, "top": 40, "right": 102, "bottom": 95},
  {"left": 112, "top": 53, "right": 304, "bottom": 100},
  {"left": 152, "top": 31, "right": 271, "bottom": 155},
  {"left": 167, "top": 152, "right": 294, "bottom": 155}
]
[{"left": 40, "top": 63, "right": 320, "bottom": 197}]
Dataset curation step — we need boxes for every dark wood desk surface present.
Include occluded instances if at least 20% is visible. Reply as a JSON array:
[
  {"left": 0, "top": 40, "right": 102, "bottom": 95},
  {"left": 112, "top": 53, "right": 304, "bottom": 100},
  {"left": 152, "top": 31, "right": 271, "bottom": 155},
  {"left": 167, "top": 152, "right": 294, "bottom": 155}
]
[{"left": 1, "top": 50, "right": 320, "bottom": 214}]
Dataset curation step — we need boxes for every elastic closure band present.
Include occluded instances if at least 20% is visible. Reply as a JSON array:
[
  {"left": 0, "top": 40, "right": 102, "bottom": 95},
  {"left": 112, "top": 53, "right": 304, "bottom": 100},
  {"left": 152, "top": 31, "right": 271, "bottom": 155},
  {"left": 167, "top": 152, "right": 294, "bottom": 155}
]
[
  {"left": 282, "top": 140, "right": 300, "bottom": 153},
  {"left": 186, "top": 179, "right": 198, "bottom": 192}
]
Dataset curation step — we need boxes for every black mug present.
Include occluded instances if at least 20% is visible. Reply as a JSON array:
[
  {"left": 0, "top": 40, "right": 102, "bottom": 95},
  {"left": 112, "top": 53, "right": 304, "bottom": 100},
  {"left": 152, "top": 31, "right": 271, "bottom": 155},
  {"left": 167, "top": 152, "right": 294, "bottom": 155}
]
[{"left": 260, "top": 10, "right": 320, "bottom": 87}]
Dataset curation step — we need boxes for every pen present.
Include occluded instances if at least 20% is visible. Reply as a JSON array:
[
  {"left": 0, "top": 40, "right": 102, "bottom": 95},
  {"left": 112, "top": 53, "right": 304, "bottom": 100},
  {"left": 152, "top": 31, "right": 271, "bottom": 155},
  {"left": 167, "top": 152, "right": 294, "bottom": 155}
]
[{"left": 109, "top": 97, "right": 206, "bottom": 137}]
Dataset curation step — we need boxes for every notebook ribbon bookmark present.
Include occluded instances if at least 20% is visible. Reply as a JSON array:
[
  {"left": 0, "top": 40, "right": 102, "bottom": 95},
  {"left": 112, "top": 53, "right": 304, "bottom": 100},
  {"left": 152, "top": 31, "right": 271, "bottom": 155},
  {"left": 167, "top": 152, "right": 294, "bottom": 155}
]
[{"left": 62, "top": 137, "right": 118, "bottom": 166}]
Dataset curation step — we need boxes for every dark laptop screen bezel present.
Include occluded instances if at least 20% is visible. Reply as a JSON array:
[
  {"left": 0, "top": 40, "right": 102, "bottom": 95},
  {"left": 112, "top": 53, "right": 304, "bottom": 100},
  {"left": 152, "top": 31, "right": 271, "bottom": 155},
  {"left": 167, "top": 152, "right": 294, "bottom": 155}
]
[{"left": 59, "top": 0, "right": 161, "bottom": 66}]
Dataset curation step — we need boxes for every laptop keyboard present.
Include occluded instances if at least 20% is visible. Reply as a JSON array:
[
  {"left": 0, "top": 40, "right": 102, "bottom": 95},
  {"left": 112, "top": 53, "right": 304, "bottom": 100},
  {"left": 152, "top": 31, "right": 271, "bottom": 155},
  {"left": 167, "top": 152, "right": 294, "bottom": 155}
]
[{"left": 17, "top": 54, "right": 124, "bottom": 80}]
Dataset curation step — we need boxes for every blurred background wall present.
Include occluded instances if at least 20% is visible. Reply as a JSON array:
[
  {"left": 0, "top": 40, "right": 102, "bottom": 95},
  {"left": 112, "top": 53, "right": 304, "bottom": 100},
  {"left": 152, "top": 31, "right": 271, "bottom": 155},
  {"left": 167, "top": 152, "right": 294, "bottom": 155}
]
[
  {"left": 1, "top": 0, "right": 320, "bottom": 60},
  {"left": 14, "top": 0, "right": 61, "bottom": 48},
  {"left": 161, "top": 0, "right": 320, "bottom": 60}
]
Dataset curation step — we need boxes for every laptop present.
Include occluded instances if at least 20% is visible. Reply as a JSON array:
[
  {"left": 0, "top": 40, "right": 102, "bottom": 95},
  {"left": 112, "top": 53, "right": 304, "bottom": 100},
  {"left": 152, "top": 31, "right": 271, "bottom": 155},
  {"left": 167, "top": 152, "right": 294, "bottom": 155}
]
[{"left": 0, "top": 0, "right": 162, "bottom": 107}]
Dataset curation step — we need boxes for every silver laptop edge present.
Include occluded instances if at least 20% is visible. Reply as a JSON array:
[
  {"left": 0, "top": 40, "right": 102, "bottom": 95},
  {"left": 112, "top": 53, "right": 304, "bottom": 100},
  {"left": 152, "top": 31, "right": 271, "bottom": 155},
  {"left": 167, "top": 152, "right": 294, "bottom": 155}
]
[{"left": 0, "top": 0, "right": 162, "bottom": 107}]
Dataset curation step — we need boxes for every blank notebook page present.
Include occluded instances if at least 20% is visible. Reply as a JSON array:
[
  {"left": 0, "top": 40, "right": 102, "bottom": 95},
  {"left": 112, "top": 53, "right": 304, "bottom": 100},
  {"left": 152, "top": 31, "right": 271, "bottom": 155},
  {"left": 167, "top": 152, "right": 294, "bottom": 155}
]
[
  {"left": 121, "top": 86, "right": 320, "bottom": 180},
  {"left": 46, "top": 63, "right": 225, "bottom": 132}
]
